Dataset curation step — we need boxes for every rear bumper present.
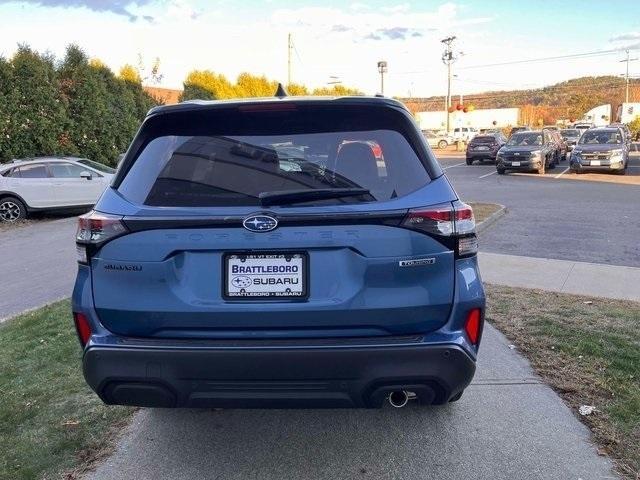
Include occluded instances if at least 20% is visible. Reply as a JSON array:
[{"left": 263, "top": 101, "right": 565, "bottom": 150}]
[
  {"left": 83, "top": 341, "right": 476, "bottom": 408},
  {"left": 466, "top": 151, "right": 497, "bottom": 160}
]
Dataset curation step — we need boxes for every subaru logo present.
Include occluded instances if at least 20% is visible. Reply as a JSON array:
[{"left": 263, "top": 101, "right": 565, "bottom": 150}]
[{"left": 243, "top": 215, "right": 278, "bottom": 232}]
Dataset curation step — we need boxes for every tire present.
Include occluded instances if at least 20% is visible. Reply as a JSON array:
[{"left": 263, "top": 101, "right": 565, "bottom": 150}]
[
  {"left": 438, "top": 140, "right": 448, "bottom": 149},
  {"left": 466, "top": 158, "right": 473, "bottom": 165},
  {"left": 0, "top": 196, "right": 27, "bottom": 222},
  {"left": 497, "top": 168, "right": 506, "bottom": 175}
]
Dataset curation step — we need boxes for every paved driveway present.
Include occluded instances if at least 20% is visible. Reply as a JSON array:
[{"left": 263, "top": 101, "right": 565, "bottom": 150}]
[{"left": 86, "top": 324, "right": 615, "bottom": 480}]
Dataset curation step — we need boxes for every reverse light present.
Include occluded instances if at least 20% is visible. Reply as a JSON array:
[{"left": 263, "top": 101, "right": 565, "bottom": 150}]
[
  {"left": 73, "top": 312, "right": 91, "bottom": 347},
  {"left": 464, "top": 308, "right": 482, "bottom": 345}
]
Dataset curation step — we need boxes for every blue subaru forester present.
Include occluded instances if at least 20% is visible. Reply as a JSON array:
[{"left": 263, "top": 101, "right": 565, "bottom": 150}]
[{"left": 72, "top": 94, "right": 485, "bottom": 409}]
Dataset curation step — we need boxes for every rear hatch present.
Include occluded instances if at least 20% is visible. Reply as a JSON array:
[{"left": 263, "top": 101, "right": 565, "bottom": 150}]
[{"left": 84, "top": 100, "right": 463, "bottom": 339}]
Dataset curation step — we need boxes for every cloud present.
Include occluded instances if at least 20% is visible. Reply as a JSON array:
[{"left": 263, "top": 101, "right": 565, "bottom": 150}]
[
  {"left": 330, "top": 24, "right": 352, "bottom": 33},
  {"left": 610, "top": 32, "right": 640, "bottom": 42},
  {"left": 0, "top": 0, "right": 154, "bottom": 21},
  {"left": 365, "top": 27, "right": 423, "bottom": 41}
]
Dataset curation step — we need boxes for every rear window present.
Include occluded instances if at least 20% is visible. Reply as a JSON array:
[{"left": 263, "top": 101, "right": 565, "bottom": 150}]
[
  {"left": 118, "top": 105, "right": 430, "bottom": 207},
  {"left": 471, "top": 135, "right": 496, "bottom": 144}
]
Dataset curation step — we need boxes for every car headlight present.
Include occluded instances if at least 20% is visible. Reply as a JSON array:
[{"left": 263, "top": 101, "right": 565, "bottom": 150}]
[
  {"left": 609, "top": 149, "right": 623, "bottom": 158},
  {"left": 530, "top": 150, "right": 542, "bottom": 158}
]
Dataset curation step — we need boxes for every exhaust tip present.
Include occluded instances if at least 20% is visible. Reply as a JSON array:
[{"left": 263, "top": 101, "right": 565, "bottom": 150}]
[{"left": 388, "top": 390, "right": 409, "bottom": 408}]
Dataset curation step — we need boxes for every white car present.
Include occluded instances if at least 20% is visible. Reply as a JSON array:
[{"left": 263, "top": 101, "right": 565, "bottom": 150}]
[
  {"left": 422, "top": 130, "right": 455, "bottom": 149},
  {"left": 0, "top": 157, "right": 115, "bottom": 222},
  {"left": 453, "top": 127, "right": 479, "bottom": 142}
]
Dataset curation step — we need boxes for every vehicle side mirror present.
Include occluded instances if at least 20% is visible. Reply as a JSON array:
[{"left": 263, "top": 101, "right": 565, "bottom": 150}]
[{"left": 80, "top": 171, "right": 92, "bottom": 180}]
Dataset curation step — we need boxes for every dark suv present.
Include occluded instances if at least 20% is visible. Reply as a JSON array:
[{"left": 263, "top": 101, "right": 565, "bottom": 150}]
[
  {"left": 496, "top": 130, "right": 558, "bottom": 174},
  {"left": 465, "top": 132, "right": 507, "bottom": 164},
  {"left": 72, "top": 94, "right": 485, "bottom": 409}
]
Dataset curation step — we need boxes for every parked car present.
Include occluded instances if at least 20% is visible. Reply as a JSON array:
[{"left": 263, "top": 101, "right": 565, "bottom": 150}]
[
  {"left": 543, "top": 128, "right": 567, "bottom": 161},
  {"left": 573, "top": 122, "right": 594, "bottom": 136},
  {"left": 465, "top": 132, "right": 507, "bottom": 165},
  {"left": 72, "top": 94, "right": 485, "bottom": 410},
  {"left": 496, "top": 130, "right": 559, "bottom": 175},
  {"left": 0, "top": 157, "right": 115, "bottom": 222},
  {"left": 560, "top": 128, "right": 582, "bottom": 153},
  {"left": 509, "top": 126, "right": 530, "bottom": 136},
  {"left": 422, "top": 130, "right": 455, "bottom": 149},
  {"left": 570, "top": 127, "right": 629, "bottom": 175},
  {"left": 608, "top": 123, "right": 632, "bottom": 144},
  {"left": 452, "top": 126, "right": 478, "bottom": 142}
]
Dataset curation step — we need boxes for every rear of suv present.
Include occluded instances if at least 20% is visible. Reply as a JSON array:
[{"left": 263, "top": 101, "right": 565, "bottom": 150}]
[{"left": 72, "top": 95, "right": 485, "bottom": 409}]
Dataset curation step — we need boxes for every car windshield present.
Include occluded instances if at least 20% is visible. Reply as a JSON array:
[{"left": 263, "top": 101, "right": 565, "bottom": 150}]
[
  {"left": 578, "top": 130, "right": 622, "bottom": 145},
  {"left": 507, "top": 133, "right": 543, "bottom": 146},
  {"left": 119, "top": 119, "right": 429, "bottom": 208},
  {"left": 560, "top": 130, "right": 580, "bottom": 138},
  {"left": 77, "top": 158, "right": 116, "bottom": 174}
]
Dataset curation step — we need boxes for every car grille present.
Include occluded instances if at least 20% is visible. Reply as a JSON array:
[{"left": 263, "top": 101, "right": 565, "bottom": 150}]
[{"left": 502, "top": 153, "right": 530, "bottom": 161}]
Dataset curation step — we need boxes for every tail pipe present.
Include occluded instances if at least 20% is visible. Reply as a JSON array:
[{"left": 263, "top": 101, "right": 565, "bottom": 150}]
[{"left": 388, "top": 390, "right": 410, "bottom": 408}]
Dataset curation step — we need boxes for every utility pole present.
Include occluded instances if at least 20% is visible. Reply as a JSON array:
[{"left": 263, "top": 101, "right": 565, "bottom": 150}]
[
  {"left": 441, "top": 36, "right": 457, "bottom": 133},
  {"left": 377, "top": 61, "right": 388, "bottom": 95},
  {"left": 287, "top": 33, "right": 292, "bottom": 86},
  {"left": 620, "top": 49, "right": 639, "bottom": 103}
]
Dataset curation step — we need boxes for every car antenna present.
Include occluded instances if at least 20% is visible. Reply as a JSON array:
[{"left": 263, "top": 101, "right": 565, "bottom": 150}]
[{"left": 274, "top": 83, "right": 288, "bottom": 98}]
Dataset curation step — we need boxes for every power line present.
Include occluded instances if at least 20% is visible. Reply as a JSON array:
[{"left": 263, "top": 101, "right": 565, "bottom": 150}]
[{"left": 458, "top": 48, "right": 625, "bottom": 70}]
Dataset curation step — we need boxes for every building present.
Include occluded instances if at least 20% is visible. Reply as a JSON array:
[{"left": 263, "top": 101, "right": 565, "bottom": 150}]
[{"left": 415, "top": 107, "right": 520, "bottom": 131}]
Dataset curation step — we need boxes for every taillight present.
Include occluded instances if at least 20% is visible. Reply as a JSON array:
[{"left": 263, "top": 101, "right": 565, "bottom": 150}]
[
  {"left": 401, "top": 201, "right": 477, "bottom": 257},
  {"left": 464, "top": 308, "right": 482, "bottom": 345},
  {"left": 73, "top": 312, "right": 92, "bottom": 347},
  {"left": 76, "top": 211, "right": 128, "bottom": 264}
]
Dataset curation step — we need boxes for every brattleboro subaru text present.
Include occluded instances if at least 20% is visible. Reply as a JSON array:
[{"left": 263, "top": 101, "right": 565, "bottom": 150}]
[{"left": 72, "top": 94, "right": 485, "bottom": 409}]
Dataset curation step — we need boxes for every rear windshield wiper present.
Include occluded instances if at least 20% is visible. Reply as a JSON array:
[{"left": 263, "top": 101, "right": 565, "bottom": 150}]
[{"left": 258, "top": 188, "right": 371, "bottom": 206}]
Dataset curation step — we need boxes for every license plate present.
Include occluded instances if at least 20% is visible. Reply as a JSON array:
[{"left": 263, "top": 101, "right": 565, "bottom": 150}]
[
  {"left": 224, "top": 253, "right": 307, "bottom": 299},
  {"left": 590, "top": 160, "right": 601, "bottom": 166},
  {"left": 512, "top": 161, "right": 521, "bottom": 166},
  {"left": 477, "top": 146, "right": 489, "bottom": 151}
]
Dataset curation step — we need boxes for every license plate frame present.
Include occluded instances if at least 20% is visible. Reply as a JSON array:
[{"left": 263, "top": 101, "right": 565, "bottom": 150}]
[
  {"left": 590, "top": 160, "right": 601, "bottom": 166},
  {"left": 223, "top": 252, "right": 309, "bottom": 301},
  {"left": 512, "top": 161, "right": 521, "bottom": 167}
]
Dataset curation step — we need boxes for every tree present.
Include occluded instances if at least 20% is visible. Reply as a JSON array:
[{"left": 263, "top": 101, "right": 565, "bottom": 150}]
[
  {"left": 628, "top": 116, "right": 640, "bottom": 141},
  {"left": 312, "top": 84, "right": 362, "bottom": 96},
  {"left": 118, "top": 64, "right": 142, "bottom": 84},
  {"left": 180, "top": 83, "right": 215, "bottom": 101},
  {"left": 0, "top": 46, "right": 68, "bottom": 160}
]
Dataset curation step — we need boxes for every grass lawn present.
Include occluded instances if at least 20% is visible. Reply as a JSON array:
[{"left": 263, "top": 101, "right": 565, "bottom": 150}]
[
  {"left": 468, "top": 202, "right": 503, "bottom": 223},
  {"left": 0, "top": 301, "right": 135, "bottom": 480},
  {"left": 486, "top": 285, "right": 640, "bottom": 479}
]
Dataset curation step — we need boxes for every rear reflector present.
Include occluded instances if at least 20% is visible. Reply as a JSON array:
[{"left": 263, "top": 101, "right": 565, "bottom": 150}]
[
  {"left": 73, "top": 312, "right": 91, "bottom": 347},
  {"left": 464, "top": 309, "right": 482, "bottom": 345}
]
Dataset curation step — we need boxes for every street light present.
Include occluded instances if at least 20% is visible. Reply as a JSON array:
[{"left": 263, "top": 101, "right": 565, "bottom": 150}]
[{"left": 377, "top": 60, "right": 388, "bottom": 95}]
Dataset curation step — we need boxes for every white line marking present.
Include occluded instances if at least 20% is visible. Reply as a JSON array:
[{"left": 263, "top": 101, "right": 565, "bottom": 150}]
[
  {"left": 442, "top": 162, "right": 465, "bottom": 170},
  {"left": 554, "top": 167, "right": 569, "bottom": 179},
  {"left": 478, "top": 170, "right": 498, "bottom": 179}
]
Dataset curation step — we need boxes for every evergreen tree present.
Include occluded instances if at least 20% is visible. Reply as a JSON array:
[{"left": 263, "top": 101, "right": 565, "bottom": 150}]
[{"left": 0, "top": 46, "right": 68, "bottom": 161}]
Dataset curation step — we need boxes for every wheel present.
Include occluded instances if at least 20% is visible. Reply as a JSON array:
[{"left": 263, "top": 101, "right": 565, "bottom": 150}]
[
  {"left": 497, "top": 168, "right": 506, "bottom": 175},
  {"left": 0, "top": 196, "right": 27, "bottom": 222},
  {"left": 466, "top": 158, "right": 473, "bottom": 165},
  {"left": 438, "top": 140, "right": 448, "bottom": 149}
]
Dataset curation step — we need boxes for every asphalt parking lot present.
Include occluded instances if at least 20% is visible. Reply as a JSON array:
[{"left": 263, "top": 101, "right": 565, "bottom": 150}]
[{"left": 438, "top": 151, "right": 640, "bottom": 267}]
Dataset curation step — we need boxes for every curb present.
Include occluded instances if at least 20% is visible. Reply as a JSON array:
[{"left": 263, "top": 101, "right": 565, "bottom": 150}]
[{"left": 476, "top": 204, "right": 507, "bottom": 234}]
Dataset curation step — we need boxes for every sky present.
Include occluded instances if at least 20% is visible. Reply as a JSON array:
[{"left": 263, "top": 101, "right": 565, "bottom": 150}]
[{"left": 0, "top": 0, "right": 639, "bottom": 98}]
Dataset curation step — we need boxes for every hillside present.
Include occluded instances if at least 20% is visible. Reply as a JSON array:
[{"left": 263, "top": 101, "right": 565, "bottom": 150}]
[{"left": 402, "top": 76, "right": 640, "bottom": 123}]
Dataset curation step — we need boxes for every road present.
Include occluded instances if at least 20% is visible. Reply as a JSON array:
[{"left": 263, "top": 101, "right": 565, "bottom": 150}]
[{"left": 86, "top": 324, "right": 615, "bottom": 480}]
